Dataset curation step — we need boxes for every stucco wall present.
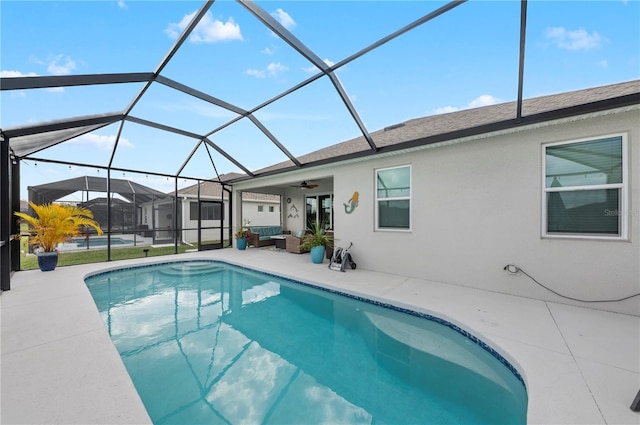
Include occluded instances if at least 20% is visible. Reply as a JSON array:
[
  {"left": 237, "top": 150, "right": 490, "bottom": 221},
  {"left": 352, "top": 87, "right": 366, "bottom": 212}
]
[
  {"left": 332, "top": 110, "right": 639, "bottom": 315},
  {"left": 283, "top": 190, "right": 306, "bottom": 234},
  {"left": 242, "top": 200, "right": 281, "bottom": 227}
]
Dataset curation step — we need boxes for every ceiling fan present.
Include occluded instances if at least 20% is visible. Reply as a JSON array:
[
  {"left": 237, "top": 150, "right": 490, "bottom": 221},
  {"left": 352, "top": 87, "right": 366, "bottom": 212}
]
[{"left": 290, "top": 181, "right": 318, "bottom": 189}]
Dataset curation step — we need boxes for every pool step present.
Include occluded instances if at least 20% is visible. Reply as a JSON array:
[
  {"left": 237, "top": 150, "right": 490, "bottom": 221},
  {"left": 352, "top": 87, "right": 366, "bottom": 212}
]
[
  {"left": 159, "top": 262, "right": 225, "bottom": 276},
  {"left": 364, "top": 311, "right": 513, "bottom": 391}
]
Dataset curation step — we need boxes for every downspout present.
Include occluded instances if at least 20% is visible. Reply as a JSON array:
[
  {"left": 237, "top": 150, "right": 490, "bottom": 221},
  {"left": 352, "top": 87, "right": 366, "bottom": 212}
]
[
  {"left": 223, "top": 185, "right": 233, "bottom": 248},
  {"left": 127, "top": 179, "right": 137, "bottom": 246},
  {"left": 151, "top": 195, "right": 155, "bottom": 244},
  {"left": 180, "top": 193, "right": 192, "bottom": 246}
]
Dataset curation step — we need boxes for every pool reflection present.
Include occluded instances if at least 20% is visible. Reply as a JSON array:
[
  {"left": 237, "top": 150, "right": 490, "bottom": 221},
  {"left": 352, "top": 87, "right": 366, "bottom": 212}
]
[{"left": 86, "top": 262, "right": 527, "bottom": 424}]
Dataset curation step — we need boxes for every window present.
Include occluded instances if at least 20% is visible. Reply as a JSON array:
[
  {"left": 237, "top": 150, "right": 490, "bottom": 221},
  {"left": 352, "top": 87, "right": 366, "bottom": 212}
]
[
  {"left": 258, "top": 205, "right": 264, "bottom": 212},
  {"left": 269, "top": 205, "right": 274, "bottom": 213},
  {"left": 190, "top": 201, "right": 222, "bottom": 221},
  {"left": 376, "top": 165, "right": 411, "bottom": 230},
  {"left": 543, "top": 134, "right": 626, "bottom": 238},
  {"left": 189, "top": 202, "right": 198, "bottom": 220}
]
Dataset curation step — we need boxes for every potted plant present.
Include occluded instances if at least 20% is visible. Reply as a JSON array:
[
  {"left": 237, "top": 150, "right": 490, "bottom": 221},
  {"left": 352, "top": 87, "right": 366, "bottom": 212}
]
[
  {"left": 14, "top": 201, "right": 103, "bottom": 271},
  {"left": 301, "top": 221, "right": 333, "bottom": 264},
  {"left": 235, "top": 228, "right": 250, "bottom": 250}
]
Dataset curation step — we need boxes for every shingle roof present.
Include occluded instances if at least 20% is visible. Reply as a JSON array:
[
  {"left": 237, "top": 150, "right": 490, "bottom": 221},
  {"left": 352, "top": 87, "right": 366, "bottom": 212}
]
[
  {"left": 246, "top": 80, "right": 640, "bottom": 178},
  {"left": 178, "top": 180, "right": 279, "bottom": 201},
  {"left": 178, "top": 181, "right": 224, "bottom": 198}
]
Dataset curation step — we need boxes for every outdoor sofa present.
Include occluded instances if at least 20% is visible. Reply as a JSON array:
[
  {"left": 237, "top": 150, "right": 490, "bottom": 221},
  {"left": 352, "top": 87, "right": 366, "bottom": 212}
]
[{"left": 247, "top": 225, "right": 290, "bottom": 248}]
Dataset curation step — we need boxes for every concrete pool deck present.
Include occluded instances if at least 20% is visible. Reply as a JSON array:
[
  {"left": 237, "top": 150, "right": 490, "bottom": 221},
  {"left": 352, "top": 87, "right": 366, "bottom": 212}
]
[{"left": 1, "top": 248, "right": 638, "bottom": 424}]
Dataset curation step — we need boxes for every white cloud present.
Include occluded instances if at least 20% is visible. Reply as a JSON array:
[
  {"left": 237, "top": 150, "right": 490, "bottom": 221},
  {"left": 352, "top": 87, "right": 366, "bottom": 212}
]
[
  {"left": 165, "top": 11, "right": 242, "bottom": 43},
  {"left": 433, "top": 106, "right": 459, "bottom": 114},
  {"left": 117, "top": 1, "right": 127, "bottom": 10},
  {"left": 47, "top": 54, "right": 77, "bottom": 75},
  {"left": 302, "top": 65, "right": 317, "bottom": 73},
  {"left": 432, "top": 94, "right": 501, "bottom": 115},
  {"left": 597, "top": 59, "right": 608, "bottom": 68},
  {"left": 245, "top": 69, "right": 266, "bottom": 79},
  {"left": 271, "top": 8, "right": 296, "bottom": 30},
  {"left": 267, "top": 62, "right": 287, "bottom": 76},
  {"left": 67, "top": 133, "right": 134, "bottom": 151},
  {"left": 544, "top": 26, "right": 606, "bottom": 51},
  {"left": 245, "top": 62, "right": 287, "bottom": 79},
  {"left": 262, "top": 46, "right": 275, "bottom": 55},
  {"left": 467, "top": 94, "right": 501, "bottom": 109},
  {"left": 0, "top": 70, "right": 38, "bottom": 78}
]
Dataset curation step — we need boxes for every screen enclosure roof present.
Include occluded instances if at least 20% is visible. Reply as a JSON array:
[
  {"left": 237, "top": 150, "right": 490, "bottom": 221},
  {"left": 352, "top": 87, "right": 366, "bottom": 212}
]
[{"left": 1, "top": 0, "right": 639, "bottom": 186}]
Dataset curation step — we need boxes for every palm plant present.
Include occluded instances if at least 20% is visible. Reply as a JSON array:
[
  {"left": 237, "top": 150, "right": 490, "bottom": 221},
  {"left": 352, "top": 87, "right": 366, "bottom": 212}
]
[
  {"left": 301, "top": 220, "right": 333, "bottom": 250},
  {"left": 234, "top": 228, "right": 250, "bottom": 240},
  {"left": 15, "top": 202, "right": 103, "bottom": 252}
]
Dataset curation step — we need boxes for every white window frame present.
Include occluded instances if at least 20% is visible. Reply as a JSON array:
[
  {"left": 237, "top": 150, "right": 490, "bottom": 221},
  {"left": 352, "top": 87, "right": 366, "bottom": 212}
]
[
  {"left": 541, "top": 133, "right": 628, "bottom": 240},
  {"left": 375, "top": 164, "right": 412, "bottom": 232}
]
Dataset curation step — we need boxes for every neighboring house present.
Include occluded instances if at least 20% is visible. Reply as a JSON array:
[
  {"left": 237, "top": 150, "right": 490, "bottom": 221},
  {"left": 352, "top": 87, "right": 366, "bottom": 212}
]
[
  {"left": 79, "top": 197, "right": 135, "bottom": 231},
  {"left": 173, "top": 181, "right": 229, "bottom": 245},
  {"left": 230, "top": 80, "right": 640, "bottom": 315},
  {"left": 26, "top": 176, "right": 170, "bottom": 235},
  {"left": 140, "top": 181, "right": 281, "bottom": 244},
  {"left": 240, "top": 191, "right": 282, "bottom": 227}
]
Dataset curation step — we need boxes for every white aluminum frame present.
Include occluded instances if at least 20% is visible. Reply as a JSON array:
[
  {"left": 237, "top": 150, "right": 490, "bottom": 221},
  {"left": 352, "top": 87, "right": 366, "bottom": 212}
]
[
  {"left": 541, "top": 133, "right": 628, "bottom": 240},
  {"left": 375, "top": 164, "right": 412, "bottom": 232}
]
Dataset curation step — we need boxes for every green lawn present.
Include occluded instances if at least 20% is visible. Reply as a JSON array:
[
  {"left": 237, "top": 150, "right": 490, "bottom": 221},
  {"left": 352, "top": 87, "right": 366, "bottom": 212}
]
[
  {"left": 18, "top": 225, "right": 230, "bottom": 270},
  {"left": 20, "top": 244, "right": 194, "bottom": 270}
]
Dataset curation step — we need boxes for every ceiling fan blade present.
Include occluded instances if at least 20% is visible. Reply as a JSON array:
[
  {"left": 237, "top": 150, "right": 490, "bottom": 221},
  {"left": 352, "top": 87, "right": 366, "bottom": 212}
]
[{"left": 289, "top": 181, "right": 317, "bottom": 188}]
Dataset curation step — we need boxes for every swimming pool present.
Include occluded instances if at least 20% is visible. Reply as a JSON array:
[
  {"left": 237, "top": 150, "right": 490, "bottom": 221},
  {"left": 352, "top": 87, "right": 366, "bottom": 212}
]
[
  {"left": 74, "top": 236, "right": 131, "bottom": 248},
  {"left": 85, "top": 260, "right": 527, "bottom": 424}
]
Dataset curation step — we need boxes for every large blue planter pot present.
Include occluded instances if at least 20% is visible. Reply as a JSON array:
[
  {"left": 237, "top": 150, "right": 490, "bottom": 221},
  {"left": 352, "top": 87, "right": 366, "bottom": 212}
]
[
  {"left": 236, "top": 238, "right": 247, "bottom": 250},
  {"left": 37, "top": 251, "right": 59, "bottom": 271},
  {"left": 310, "top": 246, "right": 325, "bottom": 264}
]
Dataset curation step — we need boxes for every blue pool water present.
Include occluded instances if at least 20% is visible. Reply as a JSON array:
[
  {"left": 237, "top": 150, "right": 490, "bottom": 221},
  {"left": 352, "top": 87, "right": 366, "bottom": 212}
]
[
  {"left": 74, "top": 236, "right": 130, "bottom": 248},
  {"left": 85, "top": 261, "right": 527, "bottom": 424}
]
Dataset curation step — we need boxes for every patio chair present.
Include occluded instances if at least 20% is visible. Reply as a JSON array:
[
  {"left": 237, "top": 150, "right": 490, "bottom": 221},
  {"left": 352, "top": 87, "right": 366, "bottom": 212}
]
[{"left": 286, "top": 230, "right": 309, "bottom": 254}]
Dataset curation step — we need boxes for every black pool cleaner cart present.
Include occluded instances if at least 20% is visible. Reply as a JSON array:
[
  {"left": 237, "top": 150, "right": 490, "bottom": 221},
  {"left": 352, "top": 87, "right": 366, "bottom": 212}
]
[{"left": 329, "top": 242, "right": 356, "bottom": 272}]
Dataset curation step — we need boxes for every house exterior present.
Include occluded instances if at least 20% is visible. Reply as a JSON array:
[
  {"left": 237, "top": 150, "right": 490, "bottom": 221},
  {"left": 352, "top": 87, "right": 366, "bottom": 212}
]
[
  {"left": 139, "top": 181, "right": 281, "bottom": 245},
  {"left": 240, "top": 191, "right": 282, "bottom": 227},
  {"left": 230, "top": 80, "right": 640, "bottom": 315}
]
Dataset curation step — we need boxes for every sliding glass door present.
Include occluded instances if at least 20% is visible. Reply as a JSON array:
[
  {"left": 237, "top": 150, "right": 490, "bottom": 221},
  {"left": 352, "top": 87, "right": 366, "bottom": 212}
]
[{"left": 305, "top": 194, "right": 333, "bottom": 230}]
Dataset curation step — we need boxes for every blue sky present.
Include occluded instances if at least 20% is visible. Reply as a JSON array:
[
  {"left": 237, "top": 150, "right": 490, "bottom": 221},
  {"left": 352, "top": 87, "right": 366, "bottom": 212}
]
[{"left": 1, "top": 0, "right": 639, "bottom": 201}]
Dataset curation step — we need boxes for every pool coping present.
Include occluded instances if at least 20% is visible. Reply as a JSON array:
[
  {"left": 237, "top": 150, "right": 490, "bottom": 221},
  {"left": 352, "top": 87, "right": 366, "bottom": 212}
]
[
  {"left": 86, "top": 258, "right": 527, "bottom": 389},
  {"left": 2, "top": 249, "right": 639, "bottom": 424}
]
